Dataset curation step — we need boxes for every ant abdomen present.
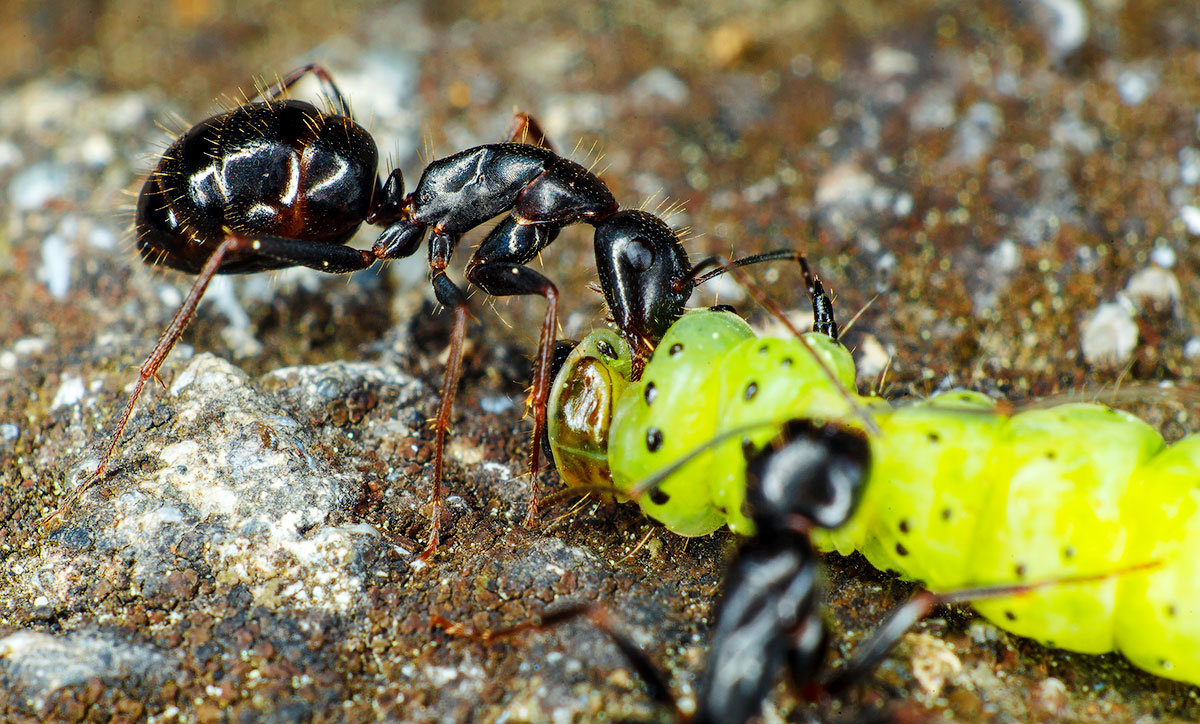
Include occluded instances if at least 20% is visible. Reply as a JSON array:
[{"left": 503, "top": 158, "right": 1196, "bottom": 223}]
[{"left": 136, "top": 99, "right": 380, "bottom": 275}]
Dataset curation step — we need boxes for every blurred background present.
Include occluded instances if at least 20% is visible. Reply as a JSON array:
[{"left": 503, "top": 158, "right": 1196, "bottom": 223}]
[
  {"left": 4, "top": 0, "right": 1200, "bottom": 383},
  {"left": 4, "top": 1, "right": 1200, "bottom": 722}
]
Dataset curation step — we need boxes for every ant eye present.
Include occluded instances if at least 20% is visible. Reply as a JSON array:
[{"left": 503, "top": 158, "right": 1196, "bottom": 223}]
[{"left": 622, "top": 237, "right": 654, "bottom": 273}]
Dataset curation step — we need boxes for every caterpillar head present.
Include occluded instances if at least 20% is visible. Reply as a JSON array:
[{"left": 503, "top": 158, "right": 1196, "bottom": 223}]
[
  {"left": 745, "top": 420, "right": 871, "bottom": 532},
  {"left": 593, "top": 210, "right": 692, "bottom": 356},
  {"left": 546, "top": 329, "right": 635, "bottom": 489}
]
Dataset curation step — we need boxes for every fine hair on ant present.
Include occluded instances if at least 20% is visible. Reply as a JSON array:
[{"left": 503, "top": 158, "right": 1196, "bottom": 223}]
[{"left": 50, "top": 64, "right": 823, "bottom": 559}]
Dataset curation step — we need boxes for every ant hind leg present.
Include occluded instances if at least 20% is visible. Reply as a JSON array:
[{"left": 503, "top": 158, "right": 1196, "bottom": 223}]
[
  {"left": 505, "top": 112, "right": 554, "bottom": 151},
  {"left": 44, "top": 234, "right": 254, "bottom": 527},
  {"left": 254, "top": 64, "right": 352, "bottom": 118},
  {"left": 433, "top": 603, "right": 681, "bottom": 717}
]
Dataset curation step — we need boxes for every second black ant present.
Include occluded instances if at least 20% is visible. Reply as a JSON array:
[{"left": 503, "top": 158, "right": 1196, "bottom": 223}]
[{"left": 437, "top": 413, "right": 1127, "bottom": 723}]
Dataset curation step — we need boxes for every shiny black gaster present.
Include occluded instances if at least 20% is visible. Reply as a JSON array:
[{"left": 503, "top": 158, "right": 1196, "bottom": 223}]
[{"left": 137, "top": 100, "right": 385, "bottom": 275}]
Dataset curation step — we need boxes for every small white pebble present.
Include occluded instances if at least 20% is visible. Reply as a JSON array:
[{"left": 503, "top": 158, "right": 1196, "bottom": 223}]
[
  {"left": 1080, "top": 302, "right": 1138, "bottom": 367},
  {"left": 38, "top": 233, "right": 73, "bottom": 298},
  {"left": 1034, "top": 677, "right": 1068, "bottom": 716},
  {"left": 1180, "top": 205, "right": 1200, "bottom": 235},
  {"left": 1124, "top": 266, "right": 1181, "bottom": 312},
  {"left": 1150, "top": 245, "right": 1176, "bottom": 268},
  {"left": 9, "top": 161, "right": 69, "bottom": 210},
  {"left": 77, "top": 132, "right": 115, "bottom": 167},
  {"left": 968, "top": 620, "right": 1001, "bottom": 644},
  {"left": 907, "top": 632, "right": 962, "bottom": 696},
  {"left": 51, "top": 375, "right": 87, "bottom": 410},
  {"left": 0, "top": 140, "right": 23, "bottom": 170},
  {"left": 479, "top": 395, "right": 515, "bottom": 414},
  {"left": 1179, "top": 147, "right": 1200, "bottom": 185},
  {"left": 1033, "top": 0, "right": 1089, "bottom": 59},
  {"left": 629, "top": 68, "right": 689, "bottom": 106},
  {"left": 13, "top": 338, "right": 48, "bottom": 355},
  {"left": 157, "top": 284, "right": 184, "bottom": 308},
  {"left": 854, "top": 334, "right": 890, "bottom": 383},
  {"left": 1117, "top": 66, "right": 1158, "bottom": 106},
  {"left": 870, "top": 47, "right": 918, "bottom": 76},
  {"left": 814, "top": 162, "right": 876, "bottom": 209}
]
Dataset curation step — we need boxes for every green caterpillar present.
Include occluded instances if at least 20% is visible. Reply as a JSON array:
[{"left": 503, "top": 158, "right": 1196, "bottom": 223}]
[{"left": 546, "top": 307, "right": 1200, "bottom": 687}]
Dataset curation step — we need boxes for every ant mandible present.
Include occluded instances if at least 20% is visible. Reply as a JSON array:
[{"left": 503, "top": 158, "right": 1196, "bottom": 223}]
[{"left": 53, "top": 64, "right": 785, "bottom": 557}]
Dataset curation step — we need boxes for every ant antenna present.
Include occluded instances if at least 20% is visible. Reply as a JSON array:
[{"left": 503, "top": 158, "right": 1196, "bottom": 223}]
[{"left": 677, "top": 245, "right": 880, "bottom": 435}]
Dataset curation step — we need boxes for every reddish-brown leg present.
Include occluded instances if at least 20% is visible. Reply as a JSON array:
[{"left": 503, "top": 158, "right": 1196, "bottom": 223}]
[
  {"left": 432, "top": 603, "right": 680, "bottom": 716},
  {"left": 505, "top": 112, "right": 553, "bottom": 151},
  {"left": 522, "top": 285, "right": 558, "bottom": 526},
  {"left": 821, "top": 560, "right": 1161, "bottom": 696},
  {"left": 422, "top": 269, "right": 474, "bottom": 559},
  {"left": 43, "top": 235, "right": 248, "bottom": 526},
  {"left": 253, "top": 63, "right": 351, "bottom": 116},
  {"left": 461, "top": 113, "right": 565, "bottom": 528},
  {"left": 463, "top": 250, "right": 561, "bottom": 528},
  {"left": 47, "top": 230, "right": 380, "bottom": 527}
]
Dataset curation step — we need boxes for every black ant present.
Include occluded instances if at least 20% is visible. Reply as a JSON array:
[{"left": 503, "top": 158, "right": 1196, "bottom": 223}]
[
  {"left": 438, "top": 420, "right": 942, "bottom": 723},
  {"left": 438, "top": 415, "right": 1148, "bottom": 723},
  {"left": 46, "top": 65, "right": 402, "bottom": 528},
  {"left": 438, "top": 274, "right": 1159, "bottom": 723},
  {"left": 50, "top": 64, "right": 806, "bottom": 557}
]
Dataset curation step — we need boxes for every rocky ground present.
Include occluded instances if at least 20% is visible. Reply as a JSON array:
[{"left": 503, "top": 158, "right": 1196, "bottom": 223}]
[{"left": 3, "top": 1, "right": 1200, "bottom": 722}]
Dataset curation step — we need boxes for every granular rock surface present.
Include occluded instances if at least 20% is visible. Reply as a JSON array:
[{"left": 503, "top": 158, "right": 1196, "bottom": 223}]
[{"left": 3, "top": 1, "right": 1200, "bottom": 722}]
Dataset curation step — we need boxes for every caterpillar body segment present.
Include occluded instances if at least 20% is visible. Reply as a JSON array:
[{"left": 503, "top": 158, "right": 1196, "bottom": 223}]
[
  {"left": 705, "top": 328, "right": 864, "bottom": 535},
  {"left": 836, "top": 399, "right": 1200, "bottom": 682},
  {"left": 607, "top": 310, "right": 760, "bottom": 535},
  {"left": 1116, "top": 436, "right": 1200, "bottom": 682},
  {"left": 546, "top": 307, "right": 1200, "bottom": 686}
]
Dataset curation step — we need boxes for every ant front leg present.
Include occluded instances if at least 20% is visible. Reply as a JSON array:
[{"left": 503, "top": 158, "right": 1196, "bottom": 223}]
[{"left": 464, "top": 217, "right": 562, "bottom": 527}]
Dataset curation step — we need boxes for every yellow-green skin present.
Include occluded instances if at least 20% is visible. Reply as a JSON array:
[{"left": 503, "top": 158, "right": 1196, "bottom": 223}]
[{"left": 547, "top": 308, "right": 1200, "bottom": 687}]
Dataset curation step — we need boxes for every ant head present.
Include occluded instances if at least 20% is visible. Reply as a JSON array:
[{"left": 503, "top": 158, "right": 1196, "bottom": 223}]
[
  {"left": 593, "top": 210, "right": 692, "bottom": 346},
  {"left": 745, "top": 420, "right": 870, "bottom": 531}
]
